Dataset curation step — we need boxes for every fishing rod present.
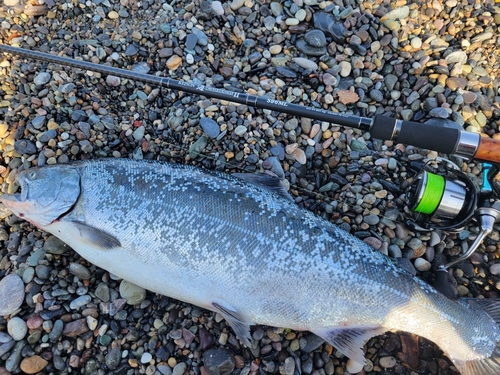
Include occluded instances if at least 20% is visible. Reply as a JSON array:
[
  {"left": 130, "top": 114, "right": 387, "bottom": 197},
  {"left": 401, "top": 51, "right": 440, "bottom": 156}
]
[
  {"left": 0, "top": 44, "right": 499, "bottom": 164},
  {"left": 1, "top": 43, "right": 500, "bottom": 271}
]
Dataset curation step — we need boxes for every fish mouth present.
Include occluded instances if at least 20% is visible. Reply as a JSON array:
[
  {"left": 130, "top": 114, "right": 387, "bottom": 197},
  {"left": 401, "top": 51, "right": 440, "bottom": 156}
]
[{"left": 1, "top": 176, "right": 26, "bottom": 208}]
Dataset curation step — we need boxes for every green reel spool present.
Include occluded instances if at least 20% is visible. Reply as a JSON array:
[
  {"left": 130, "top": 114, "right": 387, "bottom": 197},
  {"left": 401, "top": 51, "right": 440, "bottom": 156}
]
[
  {"left": 414, "top": 172, "right": 446, "bottom": 215},
  {"left": 408, "top": 170, "right": 467, "bottom": 219}
]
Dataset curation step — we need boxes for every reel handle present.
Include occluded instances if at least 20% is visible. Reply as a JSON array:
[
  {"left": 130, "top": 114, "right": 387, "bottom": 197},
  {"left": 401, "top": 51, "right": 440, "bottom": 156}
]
[{"left": 475, "top": 137, "right": 500, "bottom": 164}]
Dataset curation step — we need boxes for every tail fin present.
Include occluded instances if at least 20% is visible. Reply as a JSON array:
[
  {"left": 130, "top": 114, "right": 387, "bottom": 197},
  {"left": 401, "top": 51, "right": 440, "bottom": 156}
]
[
  {"left": 454, "top": 299, "right": 500, "bottom": 375},
  {"left": 454, "top": 341, "right": 500, "bottom": 375}
]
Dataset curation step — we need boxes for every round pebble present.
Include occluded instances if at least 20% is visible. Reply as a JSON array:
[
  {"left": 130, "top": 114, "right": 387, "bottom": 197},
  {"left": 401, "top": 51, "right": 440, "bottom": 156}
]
[
  {"left": 7, "top": 317, "right": 28, "bottom": 341},
  {"left": 119, "top": 280, "right": 147, "bottom": 305}
]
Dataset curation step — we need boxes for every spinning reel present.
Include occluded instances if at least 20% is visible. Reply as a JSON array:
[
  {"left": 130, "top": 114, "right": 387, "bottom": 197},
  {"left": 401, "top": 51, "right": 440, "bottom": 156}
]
[{"left": 405, "top": 159, "right": 500, "bottom": 269}]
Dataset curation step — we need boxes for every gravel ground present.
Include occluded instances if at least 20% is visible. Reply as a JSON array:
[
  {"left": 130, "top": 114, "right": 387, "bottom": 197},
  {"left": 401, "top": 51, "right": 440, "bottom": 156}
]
[{"left": 0, "top": 0, "right": 499, "bottom": 374}]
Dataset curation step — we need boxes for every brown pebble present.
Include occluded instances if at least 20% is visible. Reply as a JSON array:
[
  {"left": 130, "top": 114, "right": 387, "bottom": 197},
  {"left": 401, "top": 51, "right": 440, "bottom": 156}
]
[
  {"left": 337, "top": 90, "right": 359, "bottom": 104},
  {"left": 166, "top": 55, "right": 183, "bottom": 71},
  {"left": 20, "top": 355, "right": 48, "bottom": 374},
  {"left": 363, "top": 237, "right": 382, "bottom": 250},
  {"left": 26, "top": 314, "right": 43, "bottom": 329},
  {"left": 234, "top": 355, "right": 245, "bottom": 369},
  {"left": 462, "top": 91, "right": 477, "bottom": 104},
  {"left": 63, "top": 318, "right": 89, "bottom": 337},
  {"left": 23, "top": 5, "right": 48, "bottom": 16}
]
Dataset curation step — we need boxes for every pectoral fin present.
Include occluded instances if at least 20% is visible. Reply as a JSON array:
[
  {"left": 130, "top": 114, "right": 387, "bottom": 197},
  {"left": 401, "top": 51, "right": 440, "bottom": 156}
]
[
  {"left": 212, "top": 302, "right": 253, "bottom": 347},
  {"left": 313, "top": 325, "right": 385, "bottom": 364},
  {"left": 71, "top": 221, "right": 121, "bottom": 250}
]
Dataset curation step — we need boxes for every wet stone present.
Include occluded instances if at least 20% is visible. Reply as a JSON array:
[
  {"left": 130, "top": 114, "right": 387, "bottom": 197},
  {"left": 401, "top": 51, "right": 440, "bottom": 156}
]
[
  {"left": 34, "top": 72, "right": 51, "bottom": 85},
  {"left": 125, "top": 44, "right": 138, "bottom": 56},
  {"left": 202, "top": 349, "right": 235, "bottom": 375},
  {"left": 429, "top": 107, "right": 450, "bottom": 119},
  {"left": 119, "top": 280, "right": 146, "bottom": 305},
  {"left": 296, "top": 39, "right": 326, "bottom": 56},
  {"left": 369, "top": 89, "right": 384, "bottom": 102},
  {"left": 445, "top": 51, "right": 467, "bottom": 64},
  {"left": 59, "top": 83, "right": 75, "bottom": 94},
  {"left": 69, "top": 295, "right": 91, "bottom": 310},
  {"left": 185, "top": 33, "right": 198, "bottom": 50},
  {"left": 14, "top": 139, "right": 37, "bottom": 155},
  {"left": 63, "top": 318, "right": 89, "bottom": 337},
  {"left": 95, "top": 283, "right": 110, "bottom": 302},
  {"left": 49, "top": 320, "right": 63, "bottom": 342},
  {"left": 39, "top": 129, "right": 57, "bottom": 143},
  {"left": 304, "top": 30, "right": 326, "bottom": 48},
  {"left": 7, "top": 317, "right": 27, "bottom": 341},
  {"left": 31, "top": 115, "right": 46, "bottom": 129},
  {"left": 0, "top": 274, "right": 24, "bottom": 316},
  {"left": 44, "top": 235, "right": 70, "bottom": 254},
  {"left": 105, "top": 347, "right": 122, "bottom": 370},
  {"left": 5, "top": 340, "right": 26, "bottom": 372},
  {"left": 69, "top": 263, "right": 91, "bottom": 280},
  {"left": 199, "top": 327, "right": 214, "bottom": 350},
  {"left": 276, "top": 66, "right": 297, "bottom": 79},
  {"left": 20, "top": 355, "right": 48, "bottom": 374},
  {"left": 313, "top": 13, "right": 346, "bottom": 43}
]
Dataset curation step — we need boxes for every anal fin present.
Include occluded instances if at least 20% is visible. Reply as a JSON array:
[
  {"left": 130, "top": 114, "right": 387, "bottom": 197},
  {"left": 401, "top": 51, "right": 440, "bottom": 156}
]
[
  {"left": 71, "top": 221, "right": 121, "bottom": 250},
  {"left": 313, "top": 325, "right": 386, "bottom": 364},
  {"left": 212, "top": 302, "right": 253, "bottom": 347}
]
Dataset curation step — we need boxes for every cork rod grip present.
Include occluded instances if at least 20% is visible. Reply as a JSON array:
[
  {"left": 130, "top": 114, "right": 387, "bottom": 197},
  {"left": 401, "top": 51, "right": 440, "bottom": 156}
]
[{"left": 474, "top": 137, "right": 500, "bottom": 163}]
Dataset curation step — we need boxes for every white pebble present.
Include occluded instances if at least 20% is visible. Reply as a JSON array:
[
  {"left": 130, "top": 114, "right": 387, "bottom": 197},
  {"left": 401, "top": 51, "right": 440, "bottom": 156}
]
[
  {"left": 411, "top": 37, "right": 422, "bottom": 49},
  {"left": 414, "top": 258, "right": 431, "bottom": 272},
  {"left": 211, "top": 1, "right": 224, "bottom": 15},
  {"left": 379, "top": 356, "right": 397, "bottom": 368},
  {"left": 490, "top": 263, "right": 500, "bottom": 276},
  {"left": 7, "top": 317, "right": 27, "bottom": 341},
  {"left": 346, "top": 359, "right": 364, "bottom": 374},
  {"left": 141, "top": 352, "right": 153, "bottom": 363}
]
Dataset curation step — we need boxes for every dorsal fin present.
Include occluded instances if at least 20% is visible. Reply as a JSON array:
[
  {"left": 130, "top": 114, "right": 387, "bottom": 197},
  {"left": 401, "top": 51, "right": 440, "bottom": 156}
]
[{"left": 233, "top": 173, "right": 293, "bottom": 201}]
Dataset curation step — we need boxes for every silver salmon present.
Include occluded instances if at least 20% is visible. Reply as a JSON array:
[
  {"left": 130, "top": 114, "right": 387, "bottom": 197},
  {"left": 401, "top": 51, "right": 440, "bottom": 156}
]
[{"left": 2, "top": 159, "right": 500, "bottom": 375}]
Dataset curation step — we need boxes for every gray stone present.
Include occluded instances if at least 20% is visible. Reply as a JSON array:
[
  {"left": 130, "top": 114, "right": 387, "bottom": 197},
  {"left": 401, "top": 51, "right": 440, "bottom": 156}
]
[
  {"left": 14, "top": 139, "right": 37, "bottom": 155},
  {"left": 202, "top": 349, "right": 235, "bottom": 375},
  {"left": 304, "top": 30, "right": 326, "bottom": 48},
  {"left": 34, "top": 72, "right": 51, "bottom": 85},
  {"left": 445, "top": 51, "right": 467, "bottom": 64},
  {"left": 44, "top": 235, "right": 71, "bottom": 254},
  {"left": 39, "top": 129, "right": 57, "bottom": 143},
  {"left": 185, "top": 33, "right": 198, "bottom": 50},
  {"left": 59, "top": 83, "right": 75, "bottom": 94},
  {"left": 429, "top": 107, "right": 450, "bottom": 119},
  {"left": 296, "top": 38, "right": 327, "bottom": 56},
  {"left": 0, "top": 274, "right": 24, "bottom": 316},
  {"left": 70, "top": 295, "right": 91, "bottom": 310},
  {"left": 5, "top": 340, "right": 25, "bottom": 372},
  {"left": 69, "top": 263, "right": 91, "bottom": 280},
  {"left": 49, "top": 320, "right": 64, "bottom": 342},
  {"left": 200, "top": 118, "right": 220, "bottom": 138},
  {"left": 105, "top": 347, "right": 122, "bottom": 370},
  {"left": 31, "top": 115, "right": 47, "bottom": 129},
  {"left": 7, "top": 317, "right": 27, "bottom": 341},
  {"left": 119, "top": 280, "right": 146, "bottom": 305},
  {"left": 384, "top": 74, "right": 398, "bottom": 91},
  {"left": 369, "top": 89, "right": 384, "bottom": 102}
]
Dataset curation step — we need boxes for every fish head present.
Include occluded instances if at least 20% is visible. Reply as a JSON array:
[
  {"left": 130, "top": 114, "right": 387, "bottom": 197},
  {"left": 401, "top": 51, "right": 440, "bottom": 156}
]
[{"left": 2, "top": 166, "right": 81, "bottom": 228}]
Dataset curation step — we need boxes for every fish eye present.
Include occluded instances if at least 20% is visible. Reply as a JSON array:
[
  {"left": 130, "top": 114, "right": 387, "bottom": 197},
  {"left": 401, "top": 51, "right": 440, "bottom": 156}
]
[{"left": 28, "top": 171, "right": 37, "bottom": 180}]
